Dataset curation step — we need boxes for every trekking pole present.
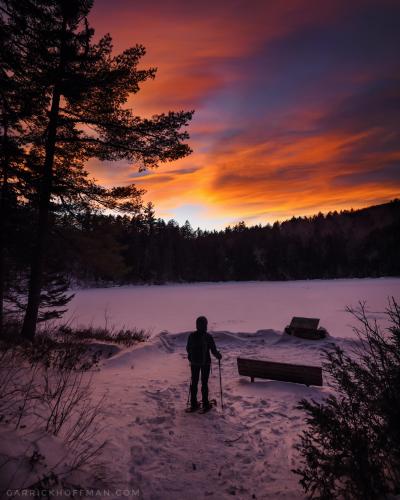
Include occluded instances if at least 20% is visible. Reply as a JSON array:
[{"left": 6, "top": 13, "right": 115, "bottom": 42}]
[
  {"left": 187, "top": 362, "right": 192, "bottom": 408},
  {"left": 218, "top": 359, "right": 224, "bottom": 410},
  {"left": 187, "top": 377, "right": 191, "bottom": 407}
]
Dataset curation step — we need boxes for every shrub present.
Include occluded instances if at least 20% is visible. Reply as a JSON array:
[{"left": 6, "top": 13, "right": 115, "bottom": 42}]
[
  {"left": 294, "top": 299, "right": 400, "bottom": 499},
  {"left": 59, "top": 324, "right": 150, "bottom": 346},
  {"left": 0, "top": 330, "right": 105, "bottom": 495}
]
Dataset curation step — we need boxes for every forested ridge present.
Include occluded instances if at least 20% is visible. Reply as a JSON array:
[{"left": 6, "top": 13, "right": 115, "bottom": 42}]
[{"left": 7, "top": 199, "right": 399, "bottom": 289}]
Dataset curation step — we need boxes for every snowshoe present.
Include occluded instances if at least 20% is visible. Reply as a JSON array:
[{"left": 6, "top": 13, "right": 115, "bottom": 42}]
[
  {"left": 185, "top": 403, "right": 200, "bottom": 413},
  {"left": 199, "top": 399, "right": 217, "bottom": 414}
]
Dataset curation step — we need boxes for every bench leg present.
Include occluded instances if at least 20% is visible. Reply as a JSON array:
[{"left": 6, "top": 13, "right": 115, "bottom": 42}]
[{"left": 251, "top": 377, "right": 254, "bottom": 383}]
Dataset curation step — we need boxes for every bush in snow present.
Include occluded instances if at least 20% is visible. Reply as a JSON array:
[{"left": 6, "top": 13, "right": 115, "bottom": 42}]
[
  {"left": 0, "top": 335, "right": 105, "bottom": 495},
  {"left": 295, "top": 299, "right": 400, "bottom": 499},
  {"left": 59, "top": 324, "right": 150, "bottom": 346}
]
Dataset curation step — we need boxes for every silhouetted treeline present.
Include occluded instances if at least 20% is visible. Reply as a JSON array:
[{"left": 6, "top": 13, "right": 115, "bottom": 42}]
[{"left": 41, "top": 199, "right": 400, "bottom": 284}]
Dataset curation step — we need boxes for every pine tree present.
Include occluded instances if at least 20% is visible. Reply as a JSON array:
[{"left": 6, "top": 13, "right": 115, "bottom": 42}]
[
  {"left": 1, "top": 0, "right": 193, "bottom": 339},
  {"left": 143, "top": 202, "right": 156, "bottom": 235},
  {"left": 0, "top": 2, "right": 40, "bottom": 334},
  {"left": 294, "top": 300, "right": 400, "bottom": 499}
]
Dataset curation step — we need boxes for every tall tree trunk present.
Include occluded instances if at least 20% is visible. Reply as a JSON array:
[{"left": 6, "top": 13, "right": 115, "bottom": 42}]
[
  {"left": 21, "top": 18, "right": 67, "bottom": 341},
  {"left": 20, "top": 88, "right": 61, "bottom": 340}
]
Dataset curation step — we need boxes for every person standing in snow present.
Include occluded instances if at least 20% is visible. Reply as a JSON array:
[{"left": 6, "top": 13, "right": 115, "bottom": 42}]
[{"left": 186, "top": 316, "right": 222, "bottom": 412}]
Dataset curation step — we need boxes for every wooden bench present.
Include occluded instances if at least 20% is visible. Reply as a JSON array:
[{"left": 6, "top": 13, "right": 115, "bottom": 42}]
[
  {"left": 284, "top": 316, "right": 327, "bottom": 340},
  {"left": 237, "top": 357, "right": 323, "bottom": 386}
]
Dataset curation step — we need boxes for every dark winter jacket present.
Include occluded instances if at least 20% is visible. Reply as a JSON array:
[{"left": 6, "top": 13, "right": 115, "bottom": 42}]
[{"left": 186, "top": 331, "right": 221, "bottom": 366}]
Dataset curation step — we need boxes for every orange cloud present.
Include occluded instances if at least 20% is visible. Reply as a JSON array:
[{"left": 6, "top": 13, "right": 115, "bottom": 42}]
[
  {"left": 116, "top": 125, "right": 398, "bottom": 227},
  {"left": 87, "top": 0, "right": 400, "bottom": 229}
]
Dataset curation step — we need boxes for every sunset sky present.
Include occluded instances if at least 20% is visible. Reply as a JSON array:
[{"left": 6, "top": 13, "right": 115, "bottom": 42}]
[{"left": 90, "top": 0, "right": 400, "bottom": 229}]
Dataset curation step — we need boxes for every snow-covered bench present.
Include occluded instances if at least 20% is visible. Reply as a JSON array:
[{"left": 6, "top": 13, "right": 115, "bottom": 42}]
[
  {"left": 284, "top": 316, "right": 327, "bottom": 340},
  {"left": 237, "top": 357, "right": 323, "bottom": 386}
]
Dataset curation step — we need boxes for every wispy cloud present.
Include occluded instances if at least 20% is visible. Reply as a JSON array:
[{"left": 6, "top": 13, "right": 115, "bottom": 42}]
[{"left": 88, "top": 0, "right": 400, "bottom": 228}]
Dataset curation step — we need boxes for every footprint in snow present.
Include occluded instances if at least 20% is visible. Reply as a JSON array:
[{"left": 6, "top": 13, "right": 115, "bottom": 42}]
[
  {"left": 147, "top": 416, "right": 168, "bottom": 424},
  {"left": 227, "top": 394, "right": 242, "bottom": 402}
]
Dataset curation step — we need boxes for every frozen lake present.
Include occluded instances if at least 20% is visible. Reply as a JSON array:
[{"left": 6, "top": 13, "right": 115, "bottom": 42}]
[{"left": 65, "top": 278, "right": 400, "bottom": 338}]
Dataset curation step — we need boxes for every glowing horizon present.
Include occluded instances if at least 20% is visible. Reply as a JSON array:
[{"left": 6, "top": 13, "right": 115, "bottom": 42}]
[{"left": 89, "top": 0, "right": 400, "bottom": 230}]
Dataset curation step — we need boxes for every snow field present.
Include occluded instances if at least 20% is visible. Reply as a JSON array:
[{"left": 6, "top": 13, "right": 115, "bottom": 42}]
[
  {"left": 91, "top": 329, "right": 339, "bottom": 499},
  {"left": 3, "top": 279, "right": 399, "bottom": 498},
  {"left": 66, "top": 278, "right": 400, "bottom": 338}
]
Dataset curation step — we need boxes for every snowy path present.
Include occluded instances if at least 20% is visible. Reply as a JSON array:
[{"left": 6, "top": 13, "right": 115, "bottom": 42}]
[{"left": 91, "top": 330, "right": 334, "bottom": 499}]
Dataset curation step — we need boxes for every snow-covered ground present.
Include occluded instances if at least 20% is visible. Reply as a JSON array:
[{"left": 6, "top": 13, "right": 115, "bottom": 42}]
[
  {"left": 91, "top": 329, "right": 361, "bottom": 499},
  {"left": 78, "top": 279, "right": 399, "bottom": 499},
  {"left": 66, "top": 278, "right": 400, "bottom": 338},
  {"left": 3, "top": 279, "right": 399, "bottom": 499}
]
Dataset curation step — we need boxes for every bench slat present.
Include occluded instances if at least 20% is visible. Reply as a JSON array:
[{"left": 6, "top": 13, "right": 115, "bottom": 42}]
[
  {"left": 289, "top": 317, "right": 320, "bottom": 330},
  {"left": 237, "top": 357, "right": 323, "bottom": 386}
]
